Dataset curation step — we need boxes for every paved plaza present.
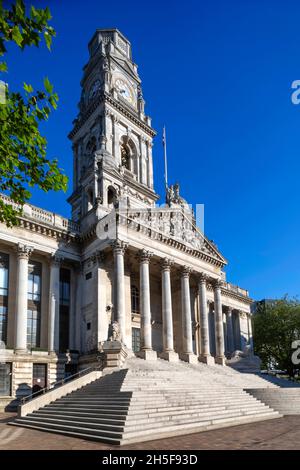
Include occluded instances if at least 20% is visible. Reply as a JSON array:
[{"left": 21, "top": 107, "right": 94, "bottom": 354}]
[{"left": 1, "top": 413, "right": 300, "bottom": 450}]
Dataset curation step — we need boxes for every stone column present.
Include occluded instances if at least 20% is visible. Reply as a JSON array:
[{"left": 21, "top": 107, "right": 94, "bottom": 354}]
[
  {"left": 74, "top": 264, "right": 83, "bottom": 352},
  {"left": 213, "top": 279, "right": 226, "bottom": 365},
  {"left": 226, "top": 307, "right": 235, "bottom": 356},
  {"left": 48, "top": 255, "right": 62, "bottom": 353},
  {"left": 137, "top": 249, "right": 156, "bottom": 360},
  {"left": 113, "top": 240, "right": 128, "bottom": 345},
  {"left": 247, "top": 313, "right": 254, "bottom": 352},
  {"left": 15, "top": 244, "right": 33, "bottom": 352},
  {"left": 179, "top": 267, "right": 197, "bottom": 363},
  {"left": 159, "top": 258, "right": 178, "bottom": 362},
  {"left": 198, "top": 274, "right": 215, "bottom": 365}
]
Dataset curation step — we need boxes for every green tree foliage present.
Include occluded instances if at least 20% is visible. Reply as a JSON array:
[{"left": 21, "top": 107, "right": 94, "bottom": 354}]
[
  {"left": 253, "top": 298, "right": 300, "bottom": 377},
  {"left": 0, "top": 0, "right": 67, "bottom": 226}
]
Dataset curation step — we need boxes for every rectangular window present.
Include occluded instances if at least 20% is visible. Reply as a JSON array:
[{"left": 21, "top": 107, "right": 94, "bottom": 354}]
[
  {"left": 27, "top": 309, "right": 40, "bottom": 349},
  {"left": 0, "top": 362, "right": 12, "bottom": 396},
  {"left": 132, "top": 327, "right": 140, "bottom": 353},
  {"left": 0, "top": 253, "right": 9, "bottom": 345},
  {"left": 0, "top": 306, "right": 7, "bottom": 344},
  {"left": 27, "top": 262, "right": 42, "bottom": 349},
  {"left": 28, "top": 263, "right": 41, "bottom": 301},
  {"left": 59, "top": 268, "right": 70, "bottom": 352}
]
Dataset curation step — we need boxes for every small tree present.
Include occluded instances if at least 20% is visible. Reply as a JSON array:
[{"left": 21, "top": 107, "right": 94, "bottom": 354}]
[
  {"left": 253, "top": 297, "right": 300, "bottom": 377},
  {"left": 0, "top": 0, "right": 67, "bottom": 226}
]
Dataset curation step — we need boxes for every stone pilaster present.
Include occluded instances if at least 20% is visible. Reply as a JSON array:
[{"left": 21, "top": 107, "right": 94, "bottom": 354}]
[
  {"left": 198, "top": 274, "right": 215, "bottom": 365},
  {"left": 213, "top": 279, "right": 226, "bottom": 365},
  {"left": 48, "top": 255, "right": 63, "bottom": 353},
  {"left": 112, "top": 240, "right": 128, "bottom": 345},
  {"left": 179, "top": 267, "right": 197, "bottom": 364},
  {"left": 137, "top": 249, "right": 156, "bottom": 360},
  {"left": 159, "top": 258, "right": 178, "bottom": 362},
  {"left": 15, "top": 244, "right": 33, "bottom": 353}
]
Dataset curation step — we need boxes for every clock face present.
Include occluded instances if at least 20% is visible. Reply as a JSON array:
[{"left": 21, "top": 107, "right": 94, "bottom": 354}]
[{"left": 115, "top": 78, "right": 135, "bottom": 105}]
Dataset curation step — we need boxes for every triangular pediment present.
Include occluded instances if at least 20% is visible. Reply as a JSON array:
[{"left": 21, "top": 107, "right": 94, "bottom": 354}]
[
  {"left": 123, "top": 207, "right": 227, "bottom": 266},
  {"left": 111, "top": 54, "right": 139, "bottom": 81}
]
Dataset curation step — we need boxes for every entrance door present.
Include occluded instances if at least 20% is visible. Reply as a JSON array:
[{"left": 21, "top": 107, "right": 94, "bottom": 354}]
[
  {"left": 32, "top": 363, "right": 47, "bottom": 394},
  {"left": 132, "top": 328, "right": 141, "bottom": 353},
  {"left": 0, "top": 362, "right": 11, "bottom": 396}
]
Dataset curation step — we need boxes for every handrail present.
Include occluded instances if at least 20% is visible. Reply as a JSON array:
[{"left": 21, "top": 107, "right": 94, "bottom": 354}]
[{"left": 21, "top": 366, "right": 101, "bottom": 405}]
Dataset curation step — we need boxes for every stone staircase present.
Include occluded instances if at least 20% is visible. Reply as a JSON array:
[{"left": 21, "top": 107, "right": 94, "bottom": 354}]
[
  {"left": 10, "top": 358, "right": 282, "bottom": 445},
  {"left": 247, "top": 388, "right": 300, "bottom": 415}
]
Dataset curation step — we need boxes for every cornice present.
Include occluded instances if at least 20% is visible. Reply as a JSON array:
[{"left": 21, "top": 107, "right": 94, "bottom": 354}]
[
  {"left": 68, "top": 92, "right": 156, "bottom": 140},
  {"left": 17, "top": 218, "right": 80, "bottom": 244}
]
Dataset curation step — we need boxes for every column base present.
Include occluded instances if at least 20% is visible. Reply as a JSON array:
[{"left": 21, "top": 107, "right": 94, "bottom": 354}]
[
  {"left": 199, "top": 354, "right": 215, "bottom": 366},
  {"left": 137, "top": 349, "right": 157, "bottom": 361},
  {"left": 179, "top": 352, "right": 198, "bottom": 364},
  {"left": 14, "top": 348, "right": 28, "bottom": 355},
  {"left": 159, "top": 351, "right": 179, "bottom": 362},
  {"left": 215, "top": 356, "right": 226, "bottom": 366}
]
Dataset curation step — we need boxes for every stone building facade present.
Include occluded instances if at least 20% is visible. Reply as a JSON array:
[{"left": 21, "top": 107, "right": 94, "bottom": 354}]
[{"left": 0, "top": 29, "right": 253, "bottom": 406}]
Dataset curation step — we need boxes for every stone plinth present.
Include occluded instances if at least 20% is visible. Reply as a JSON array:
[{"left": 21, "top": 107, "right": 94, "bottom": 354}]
[
  {"left": 102, "top": 340, "right": 128, "bottom": 368},
  {"left": 137, "top": 350, "right": 157, "bottom": 361},
  {"left": 159, "top": 351, "right": 179, "bottom": 362},
  {"left": 199, "top": 355, "right": 215, "bottom": 366},
  {"left": 179, "top": 352, "right": 198, "bottom": 364}
]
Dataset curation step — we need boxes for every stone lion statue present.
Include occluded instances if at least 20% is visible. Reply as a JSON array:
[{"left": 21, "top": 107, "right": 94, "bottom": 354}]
[{"left": 109, "top": 321, "right": 122, "bottom": 342}]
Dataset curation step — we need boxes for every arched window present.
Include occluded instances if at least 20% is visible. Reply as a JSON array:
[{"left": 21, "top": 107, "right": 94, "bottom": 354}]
[
  {"left": 131, "top": 285, "right": 140, "bottom": 314},
  {"left": 87, "top": 189, "right": 93, "bottom": 211},
  {"left": 107, "top": 186, "right": 117, "bottom": 208},
  {"left": 120, "top": 144, "right": 130, "bottom": 170}
]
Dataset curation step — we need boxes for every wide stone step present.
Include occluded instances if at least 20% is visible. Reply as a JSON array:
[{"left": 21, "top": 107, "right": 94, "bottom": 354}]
[
  {"left": 9, "top": 422, "right": 122, "bottom": 445},
  {"left": 13, "top": 418, "right": 124, "bottom": 439},
  {"left": 23, "top": 408, "right": 273, "bottom": 435},
  {"left": 18, "top": 415, "right": 126, "bottom": 432},
  {"left": 121, "top": 411, "right": 280, "bottom": 444},
  {"left": 35, "top": 401, "right": 269, "bottom": 423},
  {"left": 36, "top": 409, "right": 128, "bottom": 420},
  {"left": 57, "top": 395, "right": 251, "bottom": 406},
  {"left": 43, "top": 405, "right": 129, "bottom": 415}
]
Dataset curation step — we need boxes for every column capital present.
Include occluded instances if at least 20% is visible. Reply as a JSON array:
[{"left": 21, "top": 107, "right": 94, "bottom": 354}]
[
  {"left": 226, "top": 306, "right": 233, "bottom": 315},
  {"left": 112, "top": 239, "right": 128, "bottom": 256},
  {"left": 90, "top": 250, "right": 105, "bottom": 265},
  {"left": 139, "top": 249, "right": 153, "bottom": 263},
  {"left": 239, "top": 310, "right": 248, "bottom": 319},
  {"left": 16, "top": 244, "right": 34, "bottom": 260},
  {"left": 198, "top": 272, "right": 209, "bottom": 284},
  {"left": 160, "top": 257, "right": 174, "bottom": 271},
  {"left": 181, "top": 266, "right": 192, "bottom": 278},
  {"left": 212, "top": 278, "right": 223, "bottom": 290},
  {"left": 50, "top": 253, "right": 64, "bottom": 266}
]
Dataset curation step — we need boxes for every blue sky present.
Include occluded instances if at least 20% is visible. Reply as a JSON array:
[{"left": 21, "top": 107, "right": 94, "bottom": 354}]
[{"left": 2, "top": 0, "right": 300, "bottom": 300}]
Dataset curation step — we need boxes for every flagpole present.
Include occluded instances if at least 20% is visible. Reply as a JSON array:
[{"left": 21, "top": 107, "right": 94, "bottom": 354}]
[{"left": 163, "top": 126, "right": 168, "bottom": 190}]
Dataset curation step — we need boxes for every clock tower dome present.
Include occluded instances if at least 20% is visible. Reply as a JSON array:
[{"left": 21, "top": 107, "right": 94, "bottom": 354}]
[{"left": 68, "top": 29, "right": 159, "bottom": 228}]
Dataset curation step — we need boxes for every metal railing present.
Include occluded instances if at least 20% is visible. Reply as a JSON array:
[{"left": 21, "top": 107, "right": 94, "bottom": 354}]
[{"left": 21, "top": 366, "right": 101, "bottom": 405}]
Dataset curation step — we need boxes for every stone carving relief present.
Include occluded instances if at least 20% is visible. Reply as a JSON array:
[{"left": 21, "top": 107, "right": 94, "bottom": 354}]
[{"left": 124, "top": 208, "right": 204, "bottom": 251}]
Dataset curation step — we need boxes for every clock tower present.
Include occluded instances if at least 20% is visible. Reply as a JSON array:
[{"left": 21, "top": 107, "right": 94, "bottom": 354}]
[{"left": 68, "top": 29, "right": 159, "bottom": 228}]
